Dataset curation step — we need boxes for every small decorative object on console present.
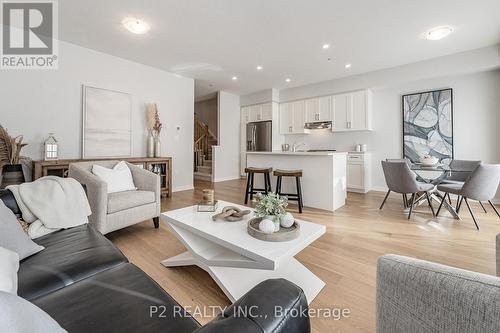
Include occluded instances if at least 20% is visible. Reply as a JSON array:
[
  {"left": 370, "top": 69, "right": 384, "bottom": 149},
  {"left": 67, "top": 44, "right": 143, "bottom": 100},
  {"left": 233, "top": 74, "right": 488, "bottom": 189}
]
[
  {"left": 44, "top": 133, "right": 58, "bottom": 160},
  {"left": 212, "top": 206, "right": 251, "bottom": 222}
]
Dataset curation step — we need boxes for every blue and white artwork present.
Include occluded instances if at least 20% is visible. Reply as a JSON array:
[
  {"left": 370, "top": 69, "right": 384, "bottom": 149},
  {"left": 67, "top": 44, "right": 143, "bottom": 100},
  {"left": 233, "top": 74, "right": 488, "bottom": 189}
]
[{"left": 402, "top": 89, "right": 453, "bottom": 164}]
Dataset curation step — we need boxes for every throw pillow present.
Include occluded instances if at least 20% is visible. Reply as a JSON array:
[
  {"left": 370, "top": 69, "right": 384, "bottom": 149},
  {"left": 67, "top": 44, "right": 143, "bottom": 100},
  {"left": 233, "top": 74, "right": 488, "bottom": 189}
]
[
  {"left": 92, "top": 161, "right": 137, "bottom": 193},
  {"left": 0, "top": 247, "right": 19, "bottom": 294},
  {"left": 0, "top": 291, "right": 67, "bottom": 333},
  {"left": 0, "top": 201, "right": 44, "bottom": 260}
]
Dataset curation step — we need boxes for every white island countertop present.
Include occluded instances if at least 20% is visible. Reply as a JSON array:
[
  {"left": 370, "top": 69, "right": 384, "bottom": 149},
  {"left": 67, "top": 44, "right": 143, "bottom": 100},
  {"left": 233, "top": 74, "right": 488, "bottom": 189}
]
[
  {"left": 246, "top": 151, "right": 348, "bottom": 156},
  {"left": 246, "top": 151, "right": 347, "bottom": 211}
]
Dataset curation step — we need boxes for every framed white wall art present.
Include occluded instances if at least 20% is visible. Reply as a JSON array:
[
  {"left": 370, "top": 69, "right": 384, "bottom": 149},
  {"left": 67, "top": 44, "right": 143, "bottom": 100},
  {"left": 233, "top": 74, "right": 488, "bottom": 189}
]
[{"left": 82, "top": 85, "right": 132, "bottom": 159}]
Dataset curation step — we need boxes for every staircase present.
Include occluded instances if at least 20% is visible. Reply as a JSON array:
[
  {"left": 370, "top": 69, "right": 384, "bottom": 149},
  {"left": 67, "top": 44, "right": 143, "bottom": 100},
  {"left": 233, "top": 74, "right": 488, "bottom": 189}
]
[{"left": 194, "top": 115, "right": 217, "bottom": 181}]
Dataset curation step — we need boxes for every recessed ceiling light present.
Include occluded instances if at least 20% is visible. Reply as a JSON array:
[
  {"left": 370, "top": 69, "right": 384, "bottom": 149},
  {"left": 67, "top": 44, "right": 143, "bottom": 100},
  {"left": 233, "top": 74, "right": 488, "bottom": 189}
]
[
  {"left": 345, "top": 64, "right": 352, "bottom": 69},
  {"left": 285, "top": 78, "right": 291, "bottom": 83},
  {"left": 425, "top": 26, "right": 454, "bottom": 40},
  {"left": 122, "top": 17, "right": 150, "bottom": 34},
  {"left": 322, "top": 44, "right": 330, "bottom": 49},
  {"left": 256, "top": 65, "right": 263, "bottom": 70},
  {"left": 232, "top": 76, "right": 238, "bottom": 81}
]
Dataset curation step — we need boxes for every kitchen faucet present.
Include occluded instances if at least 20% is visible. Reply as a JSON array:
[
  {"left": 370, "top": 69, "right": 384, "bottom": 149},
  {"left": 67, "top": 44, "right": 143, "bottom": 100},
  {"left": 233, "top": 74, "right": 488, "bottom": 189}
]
[{"left": 292, "top": 142, "right": 306, "bottom": 152}]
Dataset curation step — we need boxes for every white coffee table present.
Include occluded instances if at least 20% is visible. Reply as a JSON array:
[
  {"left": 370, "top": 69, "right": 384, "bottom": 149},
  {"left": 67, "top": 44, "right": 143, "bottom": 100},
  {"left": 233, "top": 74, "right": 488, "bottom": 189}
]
[{"left": 160, "top": 201, "right": 326, "bottom": 304}]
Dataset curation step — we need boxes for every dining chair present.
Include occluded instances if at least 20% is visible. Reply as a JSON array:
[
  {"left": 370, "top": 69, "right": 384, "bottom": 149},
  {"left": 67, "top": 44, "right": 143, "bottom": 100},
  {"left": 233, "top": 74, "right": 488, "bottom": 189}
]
[
  {"left": 380, "top": 161, "right": 436, "bottom": 219},
  {"left": 386, "top": 158, "right": 412, "bottom": 208},
  {"left": 436, "top": 164, "right": 500, "bottom": 230}
]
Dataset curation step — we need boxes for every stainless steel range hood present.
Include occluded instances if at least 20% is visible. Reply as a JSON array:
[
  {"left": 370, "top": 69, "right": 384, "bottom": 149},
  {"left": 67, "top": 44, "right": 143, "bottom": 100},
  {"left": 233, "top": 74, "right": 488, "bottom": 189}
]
[{"left": 304, "top": 121, "right": 332, "bottom": 130}]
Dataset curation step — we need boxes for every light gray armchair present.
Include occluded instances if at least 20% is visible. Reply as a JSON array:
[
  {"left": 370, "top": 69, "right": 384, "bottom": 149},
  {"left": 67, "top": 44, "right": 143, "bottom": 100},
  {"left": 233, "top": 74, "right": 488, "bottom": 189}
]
[
  {"left": 377, "top": 235, "right": 500, "bottom": 333},
  {"left": 68, "top": 160, "right": 160, "bottom": 234}
]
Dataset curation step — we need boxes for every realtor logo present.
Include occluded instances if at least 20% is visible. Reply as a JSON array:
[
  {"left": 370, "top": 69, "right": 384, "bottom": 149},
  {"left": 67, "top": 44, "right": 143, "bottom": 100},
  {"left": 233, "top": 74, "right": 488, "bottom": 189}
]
[{"left": 1, "top": 0, "right": 58, "bottom": 69}]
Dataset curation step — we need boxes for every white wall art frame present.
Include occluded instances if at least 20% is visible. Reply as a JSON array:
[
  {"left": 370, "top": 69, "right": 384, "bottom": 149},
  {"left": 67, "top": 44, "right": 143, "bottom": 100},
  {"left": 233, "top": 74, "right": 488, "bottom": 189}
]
[{"left": 82, "top": 85, "right": 132, "bottom": 159}]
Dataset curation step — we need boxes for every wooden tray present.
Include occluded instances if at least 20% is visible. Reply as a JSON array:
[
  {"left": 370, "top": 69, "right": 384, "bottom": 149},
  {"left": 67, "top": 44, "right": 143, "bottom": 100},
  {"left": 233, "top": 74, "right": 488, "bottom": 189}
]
[{"left": 247, "top": 217, "right": 300, "bottom": 242}]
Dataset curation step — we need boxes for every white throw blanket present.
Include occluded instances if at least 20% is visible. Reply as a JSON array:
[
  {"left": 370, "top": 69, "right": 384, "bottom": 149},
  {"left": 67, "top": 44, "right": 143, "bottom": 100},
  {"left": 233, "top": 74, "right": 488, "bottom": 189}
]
[{"left": 7, "top": 177, "right": 91, "bottom": 239}]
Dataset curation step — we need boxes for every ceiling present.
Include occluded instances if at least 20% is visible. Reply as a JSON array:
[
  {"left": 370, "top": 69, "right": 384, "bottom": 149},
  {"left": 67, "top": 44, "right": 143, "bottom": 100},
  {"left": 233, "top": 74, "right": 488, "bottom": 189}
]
[{"left": 59, "top": 0, "right": 500, "bottom": 98}]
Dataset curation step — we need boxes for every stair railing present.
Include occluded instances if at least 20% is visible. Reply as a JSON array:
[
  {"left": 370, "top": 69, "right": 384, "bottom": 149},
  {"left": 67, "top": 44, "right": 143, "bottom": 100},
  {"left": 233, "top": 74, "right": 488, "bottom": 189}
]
[{"left": 194, "top": 114, "right": 210, "bottom": 172}]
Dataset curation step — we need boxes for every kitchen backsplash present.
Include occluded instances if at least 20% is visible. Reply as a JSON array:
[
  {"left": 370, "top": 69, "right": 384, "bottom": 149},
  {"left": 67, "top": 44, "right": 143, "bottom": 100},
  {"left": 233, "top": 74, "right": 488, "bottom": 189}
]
[{"left": 283, "top": 129, "right": 374, "bottom": 151}]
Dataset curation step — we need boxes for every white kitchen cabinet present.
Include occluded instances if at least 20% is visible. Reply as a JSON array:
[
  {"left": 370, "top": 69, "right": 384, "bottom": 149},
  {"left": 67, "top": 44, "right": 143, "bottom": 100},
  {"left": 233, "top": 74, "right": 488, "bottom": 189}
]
[
  {"left": 332, "top": 93, "right": 350, "bottom": 131},
  {"left": 248, "top": 105, "right": 261, "bottom": 122},
  {"left": 279, "top": 102, "right": 309, "bottom": 135},
  {"left": 279, "top": 102, "right": 293, "bottom": 134},
  {"left": 350, "top": 90, "right": 369, "bottom": 130},
  {"left": 261, "top": 103, "right": 273, "bottom": 121},
  {"left": 292, "top": 100, "right": 306, "bottom": 133},
  {"left": 244, "top": 103, "right": 272, "bottom": 123},
  {"left": 305, "top": 96, "right": 332, "bottom": 122},
  {"left": 241, "top": 106, "right": 250, "bottom": 123},
  {"left": 347, "top": 152, "right": 371, "bottom": 193},
  {"left": 332, "top": 90, "right": 371, "bottom": 132}
]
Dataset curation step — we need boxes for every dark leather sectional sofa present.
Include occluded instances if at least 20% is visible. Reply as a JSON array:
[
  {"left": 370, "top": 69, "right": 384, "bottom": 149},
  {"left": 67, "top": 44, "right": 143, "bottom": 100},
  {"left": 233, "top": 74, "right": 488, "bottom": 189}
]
[{"left": 0, "top": 189, "right": 310, "bottom": 333}]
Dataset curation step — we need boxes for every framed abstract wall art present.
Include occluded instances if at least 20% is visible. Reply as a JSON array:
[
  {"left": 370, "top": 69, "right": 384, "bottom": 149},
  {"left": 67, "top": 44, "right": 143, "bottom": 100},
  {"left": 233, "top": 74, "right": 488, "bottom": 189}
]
[
  {"left": 82, "top": 85, "right": 132, "bottom": 159},
  {"left": 402, "top": 88, "right": 453, "bottom": 164}
]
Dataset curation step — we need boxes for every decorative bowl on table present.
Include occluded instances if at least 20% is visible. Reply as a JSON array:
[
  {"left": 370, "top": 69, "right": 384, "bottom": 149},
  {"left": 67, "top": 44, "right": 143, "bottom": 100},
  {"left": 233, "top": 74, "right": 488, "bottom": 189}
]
[
  {"left": 420, "top": 155, "right": 439, "bottom": 166},
  {"left": 247, "top": 217, "right": 300, "bottom": 242}
]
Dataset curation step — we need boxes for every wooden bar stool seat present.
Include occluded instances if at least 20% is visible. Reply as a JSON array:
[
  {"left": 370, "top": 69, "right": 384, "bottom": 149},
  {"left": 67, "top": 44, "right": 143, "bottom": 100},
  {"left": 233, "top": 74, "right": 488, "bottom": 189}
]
[
  {"left": 244, "top": 167, "right": 272, "bottom": 204},
  {"left": 273, "top": 169, "right": 303, "bottom": 177},
  {"left": 273, "top": 169, "right": 304, "bottom": 213},
  {"left": 245, "top": 167, "right": 273, "bottom": 174}
]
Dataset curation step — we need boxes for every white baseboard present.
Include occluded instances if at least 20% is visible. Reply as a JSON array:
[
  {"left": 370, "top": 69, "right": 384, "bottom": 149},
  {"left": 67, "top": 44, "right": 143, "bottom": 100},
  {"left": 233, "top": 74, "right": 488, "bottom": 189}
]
[
  {"left": 173, "top": 185, "right": 194, "bottom": 192},
  {"left": 213, "top": 175, "right": 241, "bottom": 183}
]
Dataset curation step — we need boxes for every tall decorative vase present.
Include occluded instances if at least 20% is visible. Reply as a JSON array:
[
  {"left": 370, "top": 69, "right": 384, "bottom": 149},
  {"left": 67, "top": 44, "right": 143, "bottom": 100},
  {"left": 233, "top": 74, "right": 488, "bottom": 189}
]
[
  {"left": 154, "top": 137, "right": 161, "bottom": 157},
  {"left": 147, "top": 132, "right": 155, "bottom": 157}
]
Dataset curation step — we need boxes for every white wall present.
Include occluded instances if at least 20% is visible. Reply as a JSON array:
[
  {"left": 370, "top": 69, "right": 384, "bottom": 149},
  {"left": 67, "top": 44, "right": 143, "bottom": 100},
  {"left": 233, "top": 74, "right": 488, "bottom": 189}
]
[
  {"left": 213, "top": 91, "right": 241, "bottom": 182},
  {"left": 0, "top": 40, "right": 194, "bottom": 192}
]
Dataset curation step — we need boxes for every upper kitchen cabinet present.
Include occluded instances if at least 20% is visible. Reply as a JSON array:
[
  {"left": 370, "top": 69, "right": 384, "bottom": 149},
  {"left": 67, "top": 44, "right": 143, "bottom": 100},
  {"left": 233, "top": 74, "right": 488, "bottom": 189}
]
[
  {"left": 305, "top": 96, "right": 332, "bottom": 122},
  {"left": 332, "top": 90, "right": 372, "bottom": 132},
  {"left": 279, "top": 101, "right": 309, "bottom": 135},
  {"left": 244, "top": 102, "right": 273, "bottom": 123},
  {"left": 241, "top": 106, "right": 250, "bottom": 123}
]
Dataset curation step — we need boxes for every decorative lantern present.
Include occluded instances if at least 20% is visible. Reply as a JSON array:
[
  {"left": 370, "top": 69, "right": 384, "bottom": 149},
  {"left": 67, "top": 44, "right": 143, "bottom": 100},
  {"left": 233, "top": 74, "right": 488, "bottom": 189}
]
[{"left": 44, "top": 133, "right": 59, "bottom": 160}]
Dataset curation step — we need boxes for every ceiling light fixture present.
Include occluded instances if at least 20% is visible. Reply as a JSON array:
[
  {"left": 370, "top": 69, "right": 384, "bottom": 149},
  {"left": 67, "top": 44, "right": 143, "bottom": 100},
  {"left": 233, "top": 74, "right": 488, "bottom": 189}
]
[
  {"left": 425, "top": 26, "right": 454, "bottom": 40},
  {"left": 256, "top": 66, "right": 263, "bottom": 70},
  {"left": 232, "top": 76, "right": 238, "bottom": 81},
  {"left": 345, "top": 64, "right": 352, "bottom": 69},
  {"left": 122, "top": 17, "right": 150, "bottom": 34},
  {"left": 285, "top": 78, "right": 291, "bottom": 83},
  {"left": 322, "top": 43, "right": 330, "bottom": 49}
]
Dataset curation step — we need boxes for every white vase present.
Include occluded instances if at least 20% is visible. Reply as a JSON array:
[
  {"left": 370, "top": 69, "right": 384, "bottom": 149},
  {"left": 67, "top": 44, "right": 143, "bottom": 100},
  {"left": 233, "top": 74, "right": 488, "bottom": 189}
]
[
  {"left": 147, "top": 133, "right": 155, "bottom": 157},
  {"left": 154, "top": 137, "right": 161, "bottom": 157}
]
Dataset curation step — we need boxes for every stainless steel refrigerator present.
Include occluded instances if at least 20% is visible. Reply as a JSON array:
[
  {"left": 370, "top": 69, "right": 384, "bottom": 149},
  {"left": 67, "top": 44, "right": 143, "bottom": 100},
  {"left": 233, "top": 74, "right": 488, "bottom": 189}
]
[{"left": 246, "top": 121, "right": 272, "bottom": 151}]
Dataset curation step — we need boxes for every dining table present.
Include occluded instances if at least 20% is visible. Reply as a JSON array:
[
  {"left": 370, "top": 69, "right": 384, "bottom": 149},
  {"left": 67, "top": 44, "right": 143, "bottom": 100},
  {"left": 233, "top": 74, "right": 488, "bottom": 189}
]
[{"left": 410, "top": 163, "right": 470, "bottom": 219}]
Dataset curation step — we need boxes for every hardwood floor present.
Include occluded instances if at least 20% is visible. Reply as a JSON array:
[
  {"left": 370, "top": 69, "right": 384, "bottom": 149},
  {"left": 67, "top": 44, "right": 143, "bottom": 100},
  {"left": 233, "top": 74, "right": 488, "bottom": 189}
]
[{"left": 107, "top": 179, "right": 500, "bottom": 332}]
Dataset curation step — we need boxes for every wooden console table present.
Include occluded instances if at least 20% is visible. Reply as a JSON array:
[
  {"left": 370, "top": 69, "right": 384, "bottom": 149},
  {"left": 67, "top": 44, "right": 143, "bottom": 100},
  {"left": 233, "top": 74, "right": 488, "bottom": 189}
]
[{"left": 33, "top": 157, "right": 172, "bottom": 198}]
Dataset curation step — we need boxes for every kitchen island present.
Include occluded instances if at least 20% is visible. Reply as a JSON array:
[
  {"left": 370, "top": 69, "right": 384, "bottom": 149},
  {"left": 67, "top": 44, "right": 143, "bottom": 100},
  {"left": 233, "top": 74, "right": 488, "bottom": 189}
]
[{"left": 246, "top": 151, "right": 347, "bottom": 211}]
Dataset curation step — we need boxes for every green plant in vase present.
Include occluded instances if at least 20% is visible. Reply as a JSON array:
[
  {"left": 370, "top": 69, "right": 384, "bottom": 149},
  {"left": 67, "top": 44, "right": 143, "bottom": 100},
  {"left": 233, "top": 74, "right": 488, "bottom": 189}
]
[{"left": 254, "top": 193, "right": 288, "bottom": 232}]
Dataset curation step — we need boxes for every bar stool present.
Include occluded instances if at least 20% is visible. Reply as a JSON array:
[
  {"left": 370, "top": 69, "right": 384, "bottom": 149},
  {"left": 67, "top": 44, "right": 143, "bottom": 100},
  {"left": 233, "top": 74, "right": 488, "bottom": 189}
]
[
  {"left": 244, "top": 167, "right": 273, "bottom": 204},
  {"left": 274, "top": 169, "right": 303, "bottom": 213}
]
